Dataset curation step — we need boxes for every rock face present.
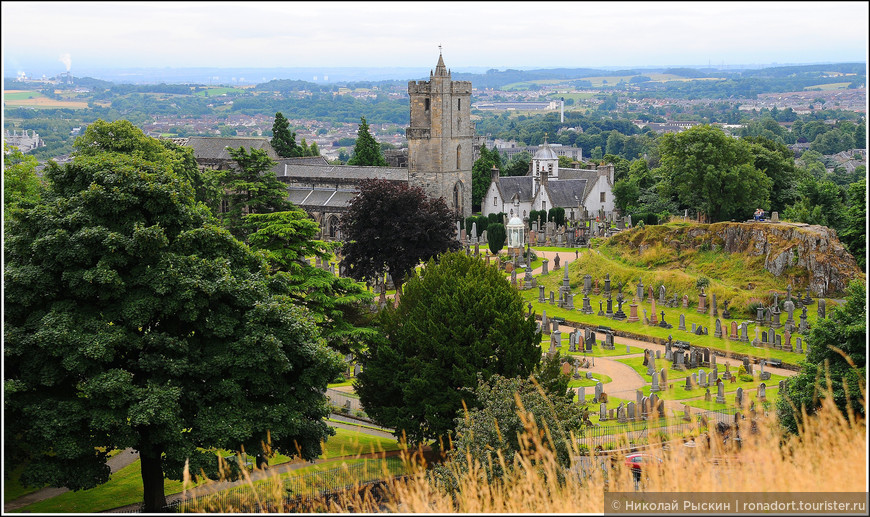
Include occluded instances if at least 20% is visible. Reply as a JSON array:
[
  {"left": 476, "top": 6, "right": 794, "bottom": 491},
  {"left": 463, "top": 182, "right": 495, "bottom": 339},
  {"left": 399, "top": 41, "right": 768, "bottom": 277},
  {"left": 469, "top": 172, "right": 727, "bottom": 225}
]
[{"left": 613, "top": 222, "right": 862, "bottom": 296}]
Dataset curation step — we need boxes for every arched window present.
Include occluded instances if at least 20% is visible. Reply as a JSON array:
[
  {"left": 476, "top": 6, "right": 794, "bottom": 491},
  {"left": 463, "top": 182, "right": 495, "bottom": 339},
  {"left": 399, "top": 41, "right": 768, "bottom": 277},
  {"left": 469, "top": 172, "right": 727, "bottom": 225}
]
[
  {"left": 453, "top": 182, "right": 463, "bottom": 215},
  {"left": 456, "top": 145, "right": 461, "bottom": 169}
]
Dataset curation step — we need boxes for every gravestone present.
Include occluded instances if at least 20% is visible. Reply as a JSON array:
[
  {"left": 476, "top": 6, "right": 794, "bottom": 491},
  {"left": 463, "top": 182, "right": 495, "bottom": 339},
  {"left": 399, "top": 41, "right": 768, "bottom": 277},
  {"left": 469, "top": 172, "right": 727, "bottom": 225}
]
[
  {"left": 617, "top": 403, "right": 627, "bottom": 423},
  {"left": 716, "top": 380, "right": 726, "bottom": 404},
  {"left": 511, "top": 268, "right": 517, "bottom": 287},
  {"left": 566, "top": 292, "right": 575, "bottom": 311},
  {"left": 553, "top": 253, "right": 561, "bottom": 270},
  {"left": 594, "top": 381, "right": 603, "bottom": 403},
  {"left": 678, "top": 314, "right": 686, "bottom": 331},
  {"left": 775, "top": 334, "right": 782, "bottom": 350},
  {"left": 683, "top": 404, "right": 692, "bottom": 421},
  {"left": 599, "top": 403, "right": 607, "bottom": 421},
  {"left": 541, "top": 259, "right": 549, "bottom": 276},
  {"left": 660, "top": 367, "right": 668, "bottom": 387},
  {"left": 604, "top": 273, "right": 611, "bottom": 295},
  {"left": 627, "top": 302, "right": 639, "bottom": 322},
  {"left": 685, "top": 375, "right": 693, "bottom": 390},
  {"left": 756, "top": 306, "right": 765, "bottom": 325},
  {"left": 569, "top": 333, "right": 577, "bottom": 352},
  {"left": 637, "top": 278, "right": 644, "bottom": 301},
  {"left": 577, "top": 387, "right": 585, "bottom": 404},
  {"left": 783, "top": 331, "right": 793, "bottom": 352},
  {"left": 593, "top": 279, "right": 600, "bottom": 296},
  {"left": 627, "top": 344, "right": 631, "bottom": 354},
  {"left": 549, "top": 291, "right": 555, "bottom": 305},
  {"left": 802, "top": 287, "right": 813, "bottom": 305},
  {"left": 729, "top": 321, "right": 739, "bottom": 341},
  {"left": 699, "top": 370, "right": 708, "bottom": 388},
  {"left": 798, "top": 306, "right": 808, "bottom": 333},
  {"left": 735, "top": 387, "right": 744, "bottom": 407},
  {"left": 598, "top": 300, "right": 605, "bottom": 316},
  {"left": 723, "top": 363, "right": 732, "bottom": 380},
  {"left": 581, "top": 293, "right": 593, "bottom": 314},
  {"left": 627, "top": 401, "right": 636, "bottom": 420},
  {"left": 697, "top": 288, "right": 706, "bottom": 313},
  {"left": 650, "top": 299, "right": 658, "bottom": 325},
  {"left": 721, "top": 300, "right": 732, "bottom": 319},
  {"left": 658, "top": 310, "right": 672, "bottom": 329},
  {"left": 605, "top": 296, "right": 614, "bottom": 318},
  {"left": 752, "top": 327, "right": 761, "bottom": 347},
  {"left": 757, "top": 383, "right": 767, "bottom": 400},
  {"left": 796, "top": 337, "right": 803, "bottom": 354},
  {"left": 711, "top": 293, "right": 718, "bottom": 316},
  {"left": 603, "top": 332, "right": 615, "bottom": 350},
  {"left": 759, "top": 361, "right": 771, "bottom": 381},
  {"left": 743, "top": 357, "right": 753, "bottom": 376},
  {"left": 740, "top": 322, "right": 749, "bottom": 343},
  {"left": 583, "top": 274, "right": 592, "bottom": 294},
  {"left": 771, "top": 211, "right": 779, "bottom": 222},
  {"left": 541, "top": 310, "right": 550, "bottom": 335},
  {"left": 691, "top": 323, "right": 696, "bottom": 333},
  {"left": 704, "top": 388, "right": 711, "bottom": 402},
  {"left": 539, "top": 285, "right": 545, "bottom": 303},
  {"left": 637, "top": 390, "right": 644, "bottom": 407},
  {"left": 682, "top": 294, "right": 689, "bottom": 308},
  {"left": 659, "top": 284, "right": 666, "bottom": 305},
  {"left": 711, "top": 366, "right": 718, "bottom": 384},
  {"left": 784, "top": 300, "right": 796, "bottom": 331},
  {"left": 714, "top": 318, "right": 723, "bottom": 338}
]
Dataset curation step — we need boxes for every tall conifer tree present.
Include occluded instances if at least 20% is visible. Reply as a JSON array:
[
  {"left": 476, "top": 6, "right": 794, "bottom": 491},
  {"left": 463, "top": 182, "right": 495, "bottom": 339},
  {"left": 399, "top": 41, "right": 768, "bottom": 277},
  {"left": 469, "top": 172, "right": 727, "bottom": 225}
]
[{"left": 347, "top": 117, "right": 387, "bottom": 166}]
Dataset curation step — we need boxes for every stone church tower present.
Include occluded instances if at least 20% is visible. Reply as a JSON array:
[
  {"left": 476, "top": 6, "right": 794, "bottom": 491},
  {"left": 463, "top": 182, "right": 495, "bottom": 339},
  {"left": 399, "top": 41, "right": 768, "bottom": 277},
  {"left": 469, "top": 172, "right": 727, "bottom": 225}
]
[{"left": 407, "top": 52, "right": 474, "bottom": 218}]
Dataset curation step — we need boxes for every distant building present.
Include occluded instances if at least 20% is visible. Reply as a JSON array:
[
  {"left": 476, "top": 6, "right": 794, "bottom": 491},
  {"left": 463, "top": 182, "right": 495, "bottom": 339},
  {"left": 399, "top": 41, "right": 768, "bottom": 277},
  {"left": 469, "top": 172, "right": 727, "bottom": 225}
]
[
  {"left": 482, "top": 139, "right": 614, "bottom": 222},
  {"left": 4, "top": 129, "right": 45, "bottom": 153}
]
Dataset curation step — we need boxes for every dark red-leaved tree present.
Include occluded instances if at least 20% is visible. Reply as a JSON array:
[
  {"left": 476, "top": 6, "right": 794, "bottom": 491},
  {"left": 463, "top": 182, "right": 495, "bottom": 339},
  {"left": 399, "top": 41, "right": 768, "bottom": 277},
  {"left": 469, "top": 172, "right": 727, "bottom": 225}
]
[{"left": 340, "top": 179, "right": 460, "bottom": 295}]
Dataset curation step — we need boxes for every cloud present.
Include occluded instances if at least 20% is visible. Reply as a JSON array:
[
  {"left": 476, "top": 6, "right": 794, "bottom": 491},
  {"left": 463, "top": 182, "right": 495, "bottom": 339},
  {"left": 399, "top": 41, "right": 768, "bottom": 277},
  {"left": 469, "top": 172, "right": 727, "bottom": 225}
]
[{"left": 59, "top": 52, "right": 71, "bottom": 71}]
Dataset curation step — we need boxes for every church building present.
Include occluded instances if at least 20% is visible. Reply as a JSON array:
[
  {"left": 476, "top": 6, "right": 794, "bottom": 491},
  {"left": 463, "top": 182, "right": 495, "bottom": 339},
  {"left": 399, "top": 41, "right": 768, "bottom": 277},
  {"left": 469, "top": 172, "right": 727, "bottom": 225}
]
[{"left": 481, "top": 138, "right": 615, "bottom": 222}]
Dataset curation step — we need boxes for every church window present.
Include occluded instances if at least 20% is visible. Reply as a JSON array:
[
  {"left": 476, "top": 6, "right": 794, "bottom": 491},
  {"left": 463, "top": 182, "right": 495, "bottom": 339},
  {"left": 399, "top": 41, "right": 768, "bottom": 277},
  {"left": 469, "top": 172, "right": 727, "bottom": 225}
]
[
  {"left": 456, "top": 145, "right": 461, "bottom": 169},
  {"left": 425, "top": 98, "right": 430, "bottom": 111},
  {"left": 541, "top": 201, "right": 547, "bottom": 211},
  {"left": 458, "top": 99, "right": 461, "bottom": 110},
  {"left": 600, "top": 192, "right": 606, "bottom": 203},
  {"left": 493, "top": 196, "right": 498, "bottom": 206}
]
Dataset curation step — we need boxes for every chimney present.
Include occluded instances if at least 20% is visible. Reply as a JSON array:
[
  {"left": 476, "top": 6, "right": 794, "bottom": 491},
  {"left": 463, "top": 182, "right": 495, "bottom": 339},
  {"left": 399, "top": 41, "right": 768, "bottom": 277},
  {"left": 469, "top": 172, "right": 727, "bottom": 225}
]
[{"left": 491, "top": 165, "right": 500, "bottom": 184}]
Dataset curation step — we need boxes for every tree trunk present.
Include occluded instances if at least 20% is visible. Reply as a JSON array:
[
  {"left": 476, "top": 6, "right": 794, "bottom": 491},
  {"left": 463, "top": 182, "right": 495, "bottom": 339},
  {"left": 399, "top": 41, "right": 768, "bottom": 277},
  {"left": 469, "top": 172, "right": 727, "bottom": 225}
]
[{"left": 140, "top": 450, "right": 168, "bottom": 512}]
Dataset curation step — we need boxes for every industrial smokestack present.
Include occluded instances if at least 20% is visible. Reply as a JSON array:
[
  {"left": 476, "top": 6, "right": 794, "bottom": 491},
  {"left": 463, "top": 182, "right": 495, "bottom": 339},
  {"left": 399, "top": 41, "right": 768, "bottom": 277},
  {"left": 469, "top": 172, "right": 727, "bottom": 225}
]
[
  {"left": 59, "top": 53, "right": 71, "bottom": 72},
  {"left": 560, "top": 97, "right": 564, "bottom": 123}
]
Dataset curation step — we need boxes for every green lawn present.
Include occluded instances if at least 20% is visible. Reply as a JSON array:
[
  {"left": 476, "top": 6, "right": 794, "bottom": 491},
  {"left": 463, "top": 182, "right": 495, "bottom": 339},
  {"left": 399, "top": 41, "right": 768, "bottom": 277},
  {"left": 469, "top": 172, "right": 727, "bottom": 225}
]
[
  {"left": 13, "top": 428, "right": 400, "bottom": 513},
  {"left": 194, "top": 87, "right": 245, "bottom": 97},
  {"left": 4, "top": 91, "right": 42, "bottom": 100},
  {"left": 568, "top": 373, "right": 613, "bottom": 388}
]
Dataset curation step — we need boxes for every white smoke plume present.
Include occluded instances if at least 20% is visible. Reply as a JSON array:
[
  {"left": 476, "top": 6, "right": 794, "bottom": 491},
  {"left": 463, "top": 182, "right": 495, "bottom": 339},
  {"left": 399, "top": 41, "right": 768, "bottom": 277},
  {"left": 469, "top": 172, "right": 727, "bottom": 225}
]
[{"left": 59, "top": 53, "right": 72, "bottom": 72}]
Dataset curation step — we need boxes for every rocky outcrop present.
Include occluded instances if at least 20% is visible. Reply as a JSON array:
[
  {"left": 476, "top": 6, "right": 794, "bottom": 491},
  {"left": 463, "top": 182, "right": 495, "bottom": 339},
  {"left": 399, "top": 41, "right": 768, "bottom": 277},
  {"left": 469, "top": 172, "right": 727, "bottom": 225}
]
[{"left": 612, "top": 222, "right": 863, "bottom": 296}]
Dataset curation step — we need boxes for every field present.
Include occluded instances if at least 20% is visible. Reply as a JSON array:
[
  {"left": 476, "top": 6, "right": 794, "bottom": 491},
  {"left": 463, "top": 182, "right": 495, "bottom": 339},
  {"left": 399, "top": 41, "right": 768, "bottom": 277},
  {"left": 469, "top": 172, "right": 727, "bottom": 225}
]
[
  {"left": 503, "top": 74, "right": 725, "bottom": 90},
  {"left": 195, "top": 87, "right": 246, "bottom": 97},
  {"left": 4, "top": 90, "right": 88, "bottom": 108},
  {"left": 803, "top": 82, "right": 852, "bottom": 90}
]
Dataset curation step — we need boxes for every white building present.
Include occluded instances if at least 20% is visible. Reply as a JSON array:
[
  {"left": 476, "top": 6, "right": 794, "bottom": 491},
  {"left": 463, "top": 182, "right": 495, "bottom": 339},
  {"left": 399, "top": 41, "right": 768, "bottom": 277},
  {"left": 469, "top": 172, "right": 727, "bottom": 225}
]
[{"left": 482, "top": 140, "right": 615, "bottom": 222}]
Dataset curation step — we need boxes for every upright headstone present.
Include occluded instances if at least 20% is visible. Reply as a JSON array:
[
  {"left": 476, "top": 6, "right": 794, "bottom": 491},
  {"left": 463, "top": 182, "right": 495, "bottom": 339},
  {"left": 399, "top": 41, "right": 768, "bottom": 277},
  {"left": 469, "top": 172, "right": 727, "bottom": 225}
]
[
  {"left": 729, "top": 321, "right": 739, "bottom": 340},
  {"left": 637, "top": 278, "right": 644, "bottom": 301},
  {"left": 599, "top": 402, "right": 607, "bottom": 421},
  {"left": 699, "top": 370, "right": 708, "bottom": 388},
  {"left": 697, "top": 288, "right": 706, "bottom": 313},
  {"left": 711, "top": 293, "right": 718, "bottom": 316},
  {"left": 716, "top": 381, "right": 726, "bottom": 404},
  {"left": 714, "top": 318, "right": 723, "bottom": 338},
  {"left": 757, "top": 382, "right": 767, "bottom": 400},
  {"left": 538, "top": 285, "right": 545, "bottom": 303},
  {"left": 541, "top": 259, "right": 549, "bottom": 276},
  {"left": 581, "top": 293, "right": 593, "bottom": 314},
  {"left": 577, "top": 386, "right": 585, "bottom": 404},
  {"left": 798, "top": 306, "right": 808, "bottom": 333},
  {"left": 594, "top": 382, "right": 604, "bottom": 403},
  {"left": 682, "top": 294, "right": 689, "bottom": 308},
  {"left": 650, "top": 299, "right": 658, "bottom": 325},
  {"left": 627, "top": 401, "right": 636, "bottom": 420},
  {"left": 541, "top": 310, "right": 550, "bottom": 335},
  {"left": 740, "top": 322, "right": 749, "bottom": 343},
  {"left": 627, "top": 302, "right": 639, "bottom": 322},
  {"left": 678, "top": 314, "right": 686, "bottom": 331},
  {"left": 584, "top": 274, "right": 592, "bottom": 294},
  {"left": 796, "top": 337, "right": 803, "bottom": 354},
  {"left": 735, "top": 387, "right": 744, "bottom": 407},
  {"left": 660, "top": 367, "right": 668, "bottom": 387}
]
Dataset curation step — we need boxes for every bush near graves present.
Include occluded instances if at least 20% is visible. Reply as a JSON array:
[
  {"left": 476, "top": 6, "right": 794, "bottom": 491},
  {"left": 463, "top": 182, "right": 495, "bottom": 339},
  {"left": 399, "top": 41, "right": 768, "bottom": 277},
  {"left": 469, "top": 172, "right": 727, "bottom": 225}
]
[
  {"left": 548, "top": 207, "right": 566, "bottom": 227},
  {"left": 355, "top": 251, "right": 541, "bottom": 449},
  {"left": 776, "top": 280, "right": 866, "bottom": 434},
  {"left": 487, "top": 223, "right": 506, "bottom": 254}
]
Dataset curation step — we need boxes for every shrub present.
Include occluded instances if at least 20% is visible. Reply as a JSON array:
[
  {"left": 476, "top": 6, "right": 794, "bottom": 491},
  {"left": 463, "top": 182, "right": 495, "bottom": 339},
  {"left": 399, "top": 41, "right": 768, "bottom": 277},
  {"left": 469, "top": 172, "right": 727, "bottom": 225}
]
[
  {"left": 696, "top": 276, "right": 710, "bottom": 290},
  {"left": 487, "top": 223, "right": 506, "bottom": 254},
  {"left": 739, "top": 374, "right": 754, "bottom": 383}
]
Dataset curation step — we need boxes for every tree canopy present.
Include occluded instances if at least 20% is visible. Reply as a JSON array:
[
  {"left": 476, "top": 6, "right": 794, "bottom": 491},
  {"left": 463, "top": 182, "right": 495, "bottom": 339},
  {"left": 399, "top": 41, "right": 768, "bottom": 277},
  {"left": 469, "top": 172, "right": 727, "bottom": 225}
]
[
  {"left": 3, "top": 121, "right": 342, "bottom": 512},
  {"left": 471, "top": 144, "right": 501, "bottom": 211},
  {"left": 658, "top": 125, "right": 773, "bottom": 221},
  {"left": 355, "top": 252, "right": 541, "bottom": 448},
  {"left": 3, "top": 142, "right": 44, "bottom": 219},
  {"left": 776, "top": 280, "right": 866, "bottom": 435},
  {"left": 271, "top": 111, "right": 301, "bottom": 157},
  {"left": 216, "top": 146, "right": 291, "bottom": 241},
  {"left": 339, "top": 178, "right": 460, "bottom": 294},
  {"left": 347, "top": 116, "right": 387, "bottom": 166}
]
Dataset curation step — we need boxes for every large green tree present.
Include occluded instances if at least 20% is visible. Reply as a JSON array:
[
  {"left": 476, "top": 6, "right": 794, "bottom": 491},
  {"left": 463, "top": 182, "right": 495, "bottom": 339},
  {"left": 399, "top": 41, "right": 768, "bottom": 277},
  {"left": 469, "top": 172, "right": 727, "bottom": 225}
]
[
  {"left": 776, "top": 280, "right": 866, "bottom": 434},
  {"left": 339, "top": 178, "right": 460, "bottom": 295},
  {"left": 216, "top": 146, "right": 291, "bottom": 241},
  {"left": 271, "top": 111, "right": 301, "bottom": 157},
  {"left": 245, "top": 209, "right": 376, "bottom": 355},
  {"left": 355, "top": 252, "right": 541, "bottom": 448},
  {"left": 4, "top": 124, "right": 342, "bottom": 512},
  {"left": 347, "top": 117, "right": 387, "bottom": 166},
  {"left": 658, "top": 125, "right": 773, "bottom": 222}
]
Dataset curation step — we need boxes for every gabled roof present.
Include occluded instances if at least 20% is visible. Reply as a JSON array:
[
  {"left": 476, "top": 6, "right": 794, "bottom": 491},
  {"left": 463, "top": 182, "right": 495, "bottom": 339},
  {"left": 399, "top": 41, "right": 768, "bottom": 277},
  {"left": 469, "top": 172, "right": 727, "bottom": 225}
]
[
  {"left": 287, "top": 188, "right": 359, "bottom": 210},
  {"left": 184, "top": 136, "right": 278, "bottom": 161},
  {"left": 543, "top": 179, "right": 589, "bottom": 208},
  {"left": 275, "top": 156, "right": 330, "bottom": 167},
  {"left": 496, "top": 176, "right": 535, "bottom": 203},
  {"left": 558, "top": 168, "right": 602, "bottom": 201}
]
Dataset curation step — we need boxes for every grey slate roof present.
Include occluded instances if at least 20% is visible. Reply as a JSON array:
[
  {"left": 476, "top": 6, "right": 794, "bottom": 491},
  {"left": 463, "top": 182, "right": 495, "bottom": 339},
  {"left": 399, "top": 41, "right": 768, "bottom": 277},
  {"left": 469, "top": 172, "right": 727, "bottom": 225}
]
[
  {"left": 543, "top": 179, "right": 589, "bottom": 208},
  {"left": 274, "top": 163, "right": 409, "bottom": 182},
  {"left": 275, "top": 156, "right": 330, "bottom": 167},
  {"left": 287, "top": 188, "right": 358, "bottom": 210},
  {"left": 185, "top": 136, "right": 278, "bottom": 161},
  {"left": 558, "top": 168, "right": 601, "bottom": 201},
  {"left": 496, "top": 176, "right": 535, "bottom": 202}
]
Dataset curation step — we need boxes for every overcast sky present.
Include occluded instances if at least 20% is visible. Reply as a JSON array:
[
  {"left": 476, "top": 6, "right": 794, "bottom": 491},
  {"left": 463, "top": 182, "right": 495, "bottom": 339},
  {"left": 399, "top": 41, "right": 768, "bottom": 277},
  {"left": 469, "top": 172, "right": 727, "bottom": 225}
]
[{"left": 2, "top": 1, "right": 868, "bottom": 75}]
